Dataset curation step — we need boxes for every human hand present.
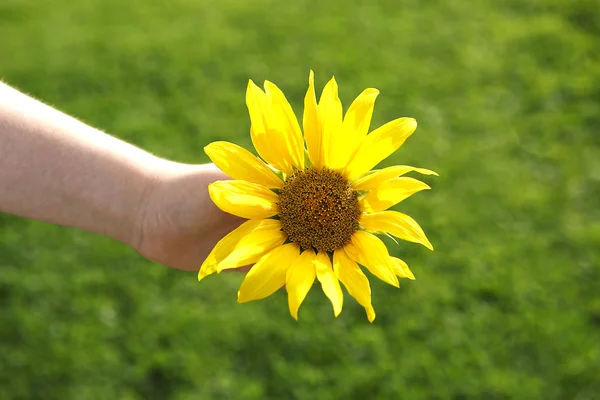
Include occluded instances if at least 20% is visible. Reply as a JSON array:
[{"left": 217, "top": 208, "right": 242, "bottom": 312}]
[{"left": 132, "top": 162, "right": 245, "bottom": 271}]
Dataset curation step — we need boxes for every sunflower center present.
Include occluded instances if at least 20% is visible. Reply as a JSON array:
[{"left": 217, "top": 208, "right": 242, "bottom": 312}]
[{"left": 278, "top": 167, "right": 361, "bottom": 252}]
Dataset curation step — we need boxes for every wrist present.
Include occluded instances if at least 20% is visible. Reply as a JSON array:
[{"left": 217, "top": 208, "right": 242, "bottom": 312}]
[
  {"left": 125, "top": 156, "right": 176, "bottom": 250},
  {"left": 127, "top": 160, "right": 214, "bottom": 250}
]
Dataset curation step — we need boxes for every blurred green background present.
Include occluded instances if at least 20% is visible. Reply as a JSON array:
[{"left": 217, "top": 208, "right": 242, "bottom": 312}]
[{"left": 1, "top": 0, "right": 599, "bottom": 398}]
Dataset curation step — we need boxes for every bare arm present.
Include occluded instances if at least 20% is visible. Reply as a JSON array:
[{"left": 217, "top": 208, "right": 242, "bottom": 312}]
[
  {"left": 0, "top": 82, "right": 242, "bottom": 270},
  {"left": 0, "top": 81, "right": 159, "bottom": 243}
]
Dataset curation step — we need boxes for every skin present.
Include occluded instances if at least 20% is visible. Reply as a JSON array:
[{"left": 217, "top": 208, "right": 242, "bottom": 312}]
[{"left": 0, "top": 81, "right": 243, "bottom": 271}]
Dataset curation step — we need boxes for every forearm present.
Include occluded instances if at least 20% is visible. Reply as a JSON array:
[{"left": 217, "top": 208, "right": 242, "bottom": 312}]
[{"left": 0, "top": 82, "right": 158, "bottom": 244}]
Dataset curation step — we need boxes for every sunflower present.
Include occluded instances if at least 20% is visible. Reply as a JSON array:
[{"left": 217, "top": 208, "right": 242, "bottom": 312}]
[{"left": 198, "top": 71, "right": 436, "bottom": 322}]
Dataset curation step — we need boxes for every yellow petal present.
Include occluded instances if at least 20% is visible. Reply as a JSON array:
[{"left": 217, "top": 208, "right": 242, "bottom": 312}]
[
  {"left": 264, "top": 80, "right": 305, "bottom": 170},
  {"left": 346, "top": 117, "right": 418, "bottom": 179},
  {"left": 246, "top": 80, "right": 298, "bottom": 175},
  {"left": 318, "top": 77, "right": 345, "bottom": 169},
  {"left": 390, "top": 257, "right": 416, "bottom": 280},
  {"left": 334, "top": 249, "right": 376, "bottom": 322},
  {"left": 286, "top": 249, "right": 317, "bottom": 320},
  {"left": 237, "top": 243, "right": 300, "bottom": 303},
  {"left": 208, "top": 180, "right": 279, "bottom": 219},
  {"left": 303, "top": 70, "right": 323, "bottom": 168},
  {"left": 246, "top": 81, "right": 279, "bottom": 166},
  {"left": 360, "top": 211, "right": 433, "bottom": 250},
  {"left": 344, "top": 231, "right": 399, "bottom": 287},
  {"left": 199, "top": 219, "right": 271, "bottom": 281},
  {"left": 359, "top": 177, "right": 430, "bottom": 213},
  {"left": 341, "top": 88, "right": 379, "bottom": 162},
  {"left": 353, "top": 165, "right": 438, "bottom": 191},
  {"left": 204, "top": 141, "right": 283, "bottom": 189},
  {"left": 315, "top": 251, "right": 343, "bottom": 316},
  {"left": 218, "top": 220, "right": 287, "bottom": 272}
]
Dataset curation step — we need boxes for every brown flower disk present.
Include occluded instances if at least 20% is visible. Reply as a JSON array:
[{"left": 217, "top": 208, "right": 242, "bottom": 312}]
[{"left": 278, "top": 167, "right": 361, "bottom": 252}]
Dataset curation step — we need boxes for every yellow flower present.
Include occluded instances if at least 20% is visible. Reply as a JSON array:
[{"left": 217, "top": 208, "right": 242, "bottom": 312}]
[{"left": 199, "top": 71, "right": 436, "bottom": 322}]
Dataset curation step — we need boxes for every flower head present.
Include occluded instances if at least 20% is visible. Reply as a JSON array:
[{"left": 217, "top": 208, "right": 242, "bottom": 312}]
[{"left": 199, "top": 71, "right": 437, "bottom": 322}]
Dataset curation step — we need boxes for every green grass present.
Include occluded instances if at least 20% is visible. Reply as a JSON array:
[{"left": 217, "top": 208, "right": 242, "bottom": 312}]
[{"left": 1, "top": 0, "right": 599, "bottom": 398}]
